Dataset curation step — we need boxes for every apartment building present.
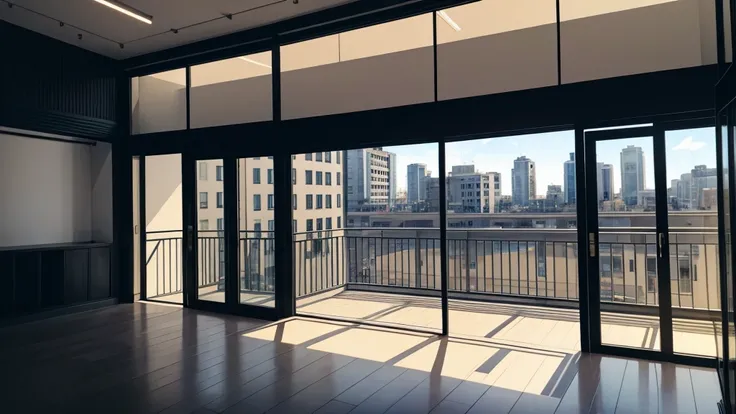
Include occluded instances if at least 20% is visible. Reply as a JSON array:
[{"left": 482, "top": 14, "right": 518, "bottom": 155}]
[
  {"left": 290, "top": 151, "right": 345, "bottom": 236},
  {"left": 447, "top": 165, "right": 499, "bottom": 213},
  {"left": 346, "top": 148, "right": 397, "bottom": 211}
]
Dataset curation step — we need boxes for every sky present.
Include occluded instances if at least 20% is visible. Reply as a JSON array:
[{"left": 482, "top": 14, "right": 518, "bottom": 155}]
[{"left": 383, "top": 127, "right": 718, "bottom": 196}]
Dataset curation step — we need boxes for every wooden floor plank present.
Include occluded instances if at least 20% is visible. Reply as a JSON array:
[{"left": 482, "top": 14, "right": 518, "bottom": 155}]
[{"left": 0, "top": 303, "right": 719, "bottom": 414}]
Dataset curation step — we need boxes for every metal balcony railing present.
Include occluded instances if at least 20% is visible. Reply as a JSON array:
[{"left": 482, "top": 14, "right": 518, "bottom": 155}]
[{"left": 144, "top": 227, "right": 720, "bottom": 311}]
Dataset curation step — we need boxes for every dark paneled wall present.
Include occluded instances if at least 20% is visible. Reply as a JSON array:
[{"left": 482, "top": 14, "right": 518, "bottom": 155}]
[{"left": 0, "top": 21, "right": 121, "bottom": 140}]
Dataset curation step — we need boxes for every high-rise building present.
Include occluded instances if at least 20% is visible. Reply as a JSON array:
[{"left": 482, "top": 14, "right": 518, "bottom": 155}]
[
  {"left": 425, "top": 177, "right": 441, "bottom": 212},
  {"left": 620, "top": 145, "right": 645, "bottom": 206},
  {"left": 563, "top": 153, "right": 576, "bottom": 205},
  {"left": 691, "top": 165, "right": 718, "bottom": 209},
  {"left": 669, "top": 178, "right": 680, "bottom": 200},
  {"left": 346, "top": 148, "right": 397, "bottom": 211},
  {"left": 407, "top": 163, "right": 427, "bottom": 204},
  {"left": 447, "top": 165, "right": 498, "bottom": 213},
  {"left": 597, "top": 163, "right": 614, "bottom": 202},
  {"left": 512, "top": 156, "right": 536, "bottom": 206}
]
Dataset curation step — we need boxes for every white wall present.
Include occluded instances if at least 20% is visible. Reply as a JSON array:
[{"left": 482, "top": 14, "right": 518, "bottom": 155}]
[{"left": 0, "top": 133, "right": 113, "bottom": 247}]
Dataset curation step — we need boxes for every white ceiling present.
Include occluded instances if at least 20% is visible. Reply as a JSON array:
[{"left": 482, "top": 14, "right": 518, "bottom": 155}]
[{"left": 0, "top": 0, "right": 354, "bottom": 59}]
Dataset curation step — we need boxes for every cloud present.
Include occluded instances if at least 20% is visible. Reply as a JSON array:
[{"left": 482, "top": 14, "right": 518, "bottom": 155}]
[{"left": 673, "top": 136, "right": 705, "bottom": 151}]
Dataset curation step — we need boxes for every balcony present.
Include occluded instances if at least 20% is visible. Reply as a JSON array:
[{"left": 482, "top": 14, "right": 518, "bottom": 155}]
[{"left": 146, "top": 227, "right": 720, "bottom": 357}]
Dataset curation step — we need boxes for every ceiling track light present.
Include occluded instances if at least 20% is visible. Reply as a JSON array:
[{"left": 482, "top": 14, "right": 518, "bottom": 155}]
[
  {"left": 239, "top": 56, "right": 272, "bottom": 69},
  {"left": 94, "top": 0, "right": 152, "bottom": 25},
  {"left": 437, "top": 10, "right": 461, "bottom": 32}
]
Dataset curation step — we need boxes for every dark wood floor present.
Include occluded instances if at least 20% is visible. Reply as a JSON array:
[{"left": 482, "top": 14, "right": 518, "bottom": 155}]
[{"left": 0, "top": 302, "right": 722, "bottom": 414}]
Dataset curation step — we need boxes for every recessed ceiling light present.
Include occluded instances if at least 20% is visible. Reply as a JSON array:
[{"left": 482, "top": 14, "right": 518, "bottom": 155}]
[
  {"left": 239, "top": 56, "right": 272, "bottom": 69},
  {"left": 437, "top": 10, "right": 461, "bottom": 32},
  {"left": 94, "top": 0, "right": 152, "bottom": 25}
]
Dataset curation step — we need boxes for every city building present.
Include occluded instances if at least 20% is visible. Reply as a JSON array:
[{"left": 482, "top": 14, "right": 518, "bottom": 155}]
[
  {"left": 637, "top": 189, "right": 656, "bottom": 209},
  {"left": 511, "top": 156, "right": 536, "bottom": 206},
  {"left": 691, "top": 165, "right": 718, "bottom": 209},
  {"left": 677, "top": 173, "right": 693, "bottom": 209},
  {"left": 425, "top": 177, "right": 441, "bottom": 212},
  {"left": 564, "top": 152, "right": 576, "bottom": 205},
  {"left": 447, "top": 165, "right": 498, "bottom": 213},
  {"left": 546, "top": 184, "right": 563, "bottom": 204},
  {"left": 701, "top": 188, "right": 718, "bottom": 209},
  {"left": 669, "top": 178, "right": 681, "bottom": 202},
  {"left": 406, "top": 163, "right": 427, "bottom": 204},
  {"left": 346, "top": 147, "right": 397, "bottom": 211},
  {"left": 597, "top": 163, "right": 615, "bottom": 202},
  {"left": 620, "top": 145, "right": 646, "bottom": 206}
]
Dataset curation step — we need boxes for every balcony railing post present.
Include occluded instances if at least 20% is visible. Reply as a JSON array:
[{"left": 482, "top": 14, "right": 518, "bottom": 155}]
[
  {"left": 415, "top": 232, "right": 421, "bottom": 288},
  {"left": 465, "top": 234, "right": 470, "bottom": 293}
]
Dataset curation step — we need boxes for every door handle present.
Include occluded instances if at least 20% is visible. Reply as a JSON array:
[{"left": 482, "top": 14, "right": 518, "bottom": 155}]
[
  {"left": 588, "top": 232, "right": 596, "bottom": 257},
  {"left": 187, "top": 225, "right": 194, "bottom": 251}
]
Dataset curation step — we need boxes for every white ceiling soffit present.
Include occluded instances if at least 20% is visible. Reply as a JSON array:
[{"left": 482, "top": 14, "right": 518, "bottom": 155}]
[{"left": 0, "top": 0, "right": 354, "bottom": 59}]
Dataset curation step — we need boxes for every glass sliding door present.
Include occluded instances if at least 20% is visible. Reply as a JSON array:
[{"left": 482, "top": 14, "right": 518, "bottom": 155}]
[
  {"left": 193, "top": 158, "right": 227, "bottom": 304},
  {"left": 143, "top": 154, "right": 184, "bottom": 304},
  {"left": 584, "top": 126, "right": 672, "bottom": 354},
  {"left": 444, "top": 130, "right": 581, "bottom": 352},
  {"left": 663, "top": 126, "right": 721, "bottom": 358},
  {"left": 293, "top": 145, "right": 442, "bottom": 334},
  {"left": 237, "top": 157, "right": 276, "bottom": 308}
]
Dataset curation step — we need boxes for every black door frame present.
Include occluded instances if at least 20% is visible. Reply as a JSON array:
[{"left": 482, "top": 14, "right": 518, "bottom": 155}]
[
  {"left": 583, "top": 125, "right": 675, "bottom": 360},
  {"left": 581, "top": 122, "right": 718, "bottom": 367},
  {"left": 182, "top": 152, "right": 280, "bottom": 320}
]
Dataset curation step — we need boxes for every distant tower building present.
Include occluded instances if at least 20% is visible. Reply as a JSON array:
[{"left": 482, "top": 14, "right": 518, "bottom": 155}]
[
  {"left": 598, "top": 163, "right": 614, "bottom": 202},
  {"left": 620, "top": 145, "right": 645, "bottom": 206},
  {"left": 407, "top": 163, "right": 427, "bottom": 204},
  {"left": 512, "top": 156, "right": 536, "bottom": 206},
  {"left": 563, "top": 153, "right": 576, "bottom": 205}
]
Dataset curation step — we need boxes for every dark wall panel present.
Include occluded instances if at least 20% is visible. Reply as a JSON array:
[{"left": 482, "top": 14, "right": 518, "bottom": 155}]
[
  {"left": 0, "top": 21, "right": 121, "bottom": 140},
  {"left": 64, "top": 249, "right": 89, "bottom": 304},
  {"left": 89, "top": 248, "right": 111, "bottom": 300}
]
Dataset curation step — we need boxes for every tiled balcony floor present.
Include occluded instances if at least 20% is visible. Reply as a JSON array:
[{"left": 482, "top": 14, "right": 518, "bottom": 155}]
[
  {"left": 296, "top": 289, "right": 720, "bottom": 358},
  {"left": 154, "top": 286, "right": 719, "bottom": 358}
]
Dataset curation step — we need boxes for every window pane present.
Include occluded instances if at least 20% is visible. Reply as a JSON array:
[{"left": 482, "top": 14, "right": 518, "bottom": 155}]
[
  {"left": 291, "top": 150, "right": 346, "bottom": 318},
  {"left": 144, "top": 154, "right": 182, "bottom": 304},
  {"left": 446, "top": 131, "right": 580, "bottom": 347},
  {"left": 238, "top": 157, "right": 275, "bottom": 307},
  {"left": 131, "top": 69, "right": 186, "bottom": 134},
  {"left": 196, "top": 159, "right": 225, "bottom": 304},
  {"left": 665, "top": 127, "right": 720, "bottom": 358},
  {"left": 253, "top": 168, "right": 261, "bottom": 184},
  {"left": 190, "top": 52, "right": 272, "bottom": 128},
  {"left": 560, "top": 0, "right": 717, "bottom": 84},
  {"left": 437, "top": 0, "right": 557, "bottom": 100},
  {"left": 281, "top": 14, "right": 434, "bottom": 119}
]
